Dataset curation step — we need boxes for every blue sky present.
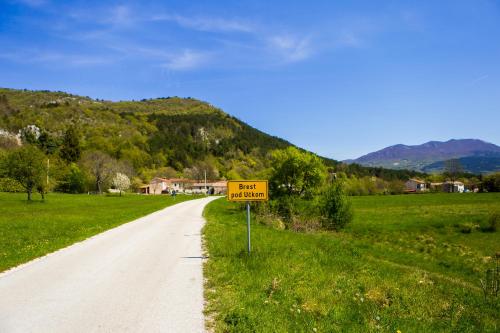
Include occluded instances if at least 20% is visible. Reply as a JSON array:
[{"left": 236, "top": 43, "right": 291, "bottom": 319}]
[{"left": 1, "top": 0, "right": 499, "bottom": 160}]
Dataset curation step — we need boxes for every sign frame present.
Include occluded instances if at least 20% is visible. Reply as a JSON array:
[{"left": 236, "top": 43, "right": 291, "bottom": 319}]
[{"left": 227, "top": 180, "right": 269, "bottom": 202}]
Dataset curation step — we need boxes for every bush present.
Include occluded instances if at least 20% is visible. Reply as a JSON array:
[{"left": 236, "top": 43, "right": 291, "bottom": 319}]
[
  {"left": 254, "top": 202, "right": 286, "bottom": 230},
  {"left": 269, "top": 196, "right": 301, "bottom": 222},
  {"left": 459, "top": 223, "right": 474, "bottom": 234},
  {"left": 319, "top": 181, "right": 353, "bottom": 230},
  {"left": 261, "top": 197, "right": 322, "bottom": 232},
  {"left": 481, "top": 212, "right": 499, "bottom": 232},
  {"left": 0, "top": 177, "right": 25, "bottom": 192}
]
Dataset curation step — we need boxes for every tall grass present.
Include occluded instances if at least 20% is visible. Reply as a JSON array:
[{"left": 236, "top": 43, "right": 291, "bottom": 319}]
[{"left": 203, "top": 193, "right": 500, "bottom": 332}]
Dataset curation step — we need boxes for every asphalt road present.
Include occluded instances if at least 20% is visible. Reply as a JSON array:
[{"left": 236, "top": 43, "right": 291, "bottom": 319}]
[{"left": 0, "top": 196, "right": 220, "bottom": 333}]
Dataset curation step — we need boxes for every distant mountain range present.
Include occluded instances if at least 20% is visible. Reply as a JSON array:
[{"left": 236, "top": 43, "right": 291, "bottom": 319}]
[{"left": 345, "top": 139, "right": 500, "bottom": 174}]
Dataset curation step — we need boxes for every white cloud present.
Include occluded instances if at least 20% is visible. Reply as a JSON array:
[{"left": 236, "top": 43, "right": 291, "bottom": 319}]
[
  {"left": 268, "top": 35, "right": 313, "bottom": 62},
  {"left": 65, "top": 4, "right": 135, "bottom": 29},
  {"left": 161, "top": 50, "right": 210, "bottom": 71},
  {"left": 151, "top": 14, "right": 254, "bottom": 33}
]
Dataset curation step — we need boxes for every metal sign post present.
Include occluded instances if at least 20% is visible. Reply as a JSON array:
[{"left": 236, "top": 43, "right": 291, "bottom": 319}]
[
  {"left": 246, "top": 202, "right": 251, "bottom": 253},
  {"left": 227, "top": 180, "right": 269, "bottom": 255}
]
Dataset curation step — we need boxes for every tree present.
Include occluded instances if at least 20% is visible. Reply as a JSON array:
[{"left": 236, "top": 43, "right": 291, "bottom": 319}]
[
  {"left": 269, "top": 147, "right": 327, "bottom": 198},
  {"left": 482, "top": 173, "right": 500, "bottom": 192},
  {"left": 184, "top": 160, "right": 218, "bottom": 181},
  {"left": 154, "top": 166, "right": 179, "bottom": 179},
  {"left": 60, "top": 126, "right": 81, "bottom": 163},
  {"left": 81, "top": 151, "right": 116, "bottom": 194},
  {"left": 58, "top": 163, "right": 86, "bottom": 193},
  {"left": 112, "top": 172, "right": 130, "bottom": 196},
  {"left": 37, "top": 130, "right": 58, "bottom": 155},
  {"left": 3, "top": 145, "right": 47, "bottom": 200},
  {"left": 444, "top": 159, "right": 463, "bottom": 192}
]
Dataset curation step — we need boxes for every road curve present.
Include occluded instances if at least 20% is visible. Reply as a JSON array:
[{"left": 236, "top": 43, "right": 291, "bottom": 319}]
[{"left": 0, "top": 196, "right": 220, "bottom": 333}]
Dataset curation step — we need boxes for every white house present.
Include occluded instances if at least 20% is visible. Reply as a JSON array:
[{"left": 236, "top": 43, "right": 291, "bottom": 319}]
[
  {"left": 140, "top": 178, "right": 195, "bottom": 194},
  {"left": 443, "top": 181, "right": 465, "bottom": 193}
]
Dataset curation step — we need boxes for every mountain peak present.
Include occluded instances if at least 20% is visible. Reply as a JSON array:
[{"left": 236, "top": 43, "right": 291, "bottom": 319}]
[{"left": 348, "top": 139, "right": 500, "bottom": 174}]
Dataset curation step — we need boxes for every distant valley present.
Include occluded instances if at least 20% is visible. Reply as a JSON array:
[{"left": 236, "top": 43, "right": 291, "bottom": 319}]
[{"left": 346, "top": 139, "right": 500, "bottom": 174}]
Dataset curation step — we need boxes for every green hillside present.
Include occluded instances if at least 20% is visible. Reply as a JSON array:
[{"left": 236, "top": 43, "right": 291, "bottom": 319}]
[
  {"left": 0, "top": 88, "right": 422, "bottom": 188},
  {"left": 0, "top": 88, "right": 294, "bottom": 180}
]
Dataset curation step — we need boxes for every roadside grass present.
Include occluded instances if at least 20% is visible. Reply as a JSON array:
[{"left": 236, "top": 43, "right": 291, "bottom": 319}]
[
  {"left": 0, "top": 192, "right": 196, "bottom": 273},
  {"left": 203, "top": 193, "right": 500, "bottom": 332}
]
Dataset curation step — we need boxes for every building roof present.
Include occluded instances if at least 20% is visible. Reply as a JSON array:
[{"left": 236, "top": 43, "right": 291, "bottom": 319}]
[
  {"left": 151, "top": 177, "right": 195, "bottom": 183},
  {"left": 191, "top": 181, "right": 228, "bottom": 187},
  {"left": 408, "top": 178, "right": 426, "bottom": 184},
  {"left": 444, "top": 181, "right": 464, "bottom": 185}
]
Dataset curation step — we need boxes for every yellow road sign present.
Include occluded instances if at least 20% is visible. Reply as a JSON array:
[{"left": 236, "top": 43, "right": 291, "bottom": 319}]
[{"left": 227, "top": 180, "right": 269, "bottom": 202}]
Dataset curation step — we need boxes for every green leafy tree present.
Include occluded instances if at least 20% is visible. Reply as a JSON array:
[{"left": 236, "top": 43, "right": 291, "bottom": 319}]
[
  {"left": 482, "top": 173, "right": 500, "bottom": 192},
  {"left": 58, "top": 163, "right": 86, "bottom": 193},
  {"left": 37, "top": 130, "right": 58, "bottom": 155},
  {"left": 269, "top": 147, "right": 327, "bottom": 198},
  {"left": 3, "top": 145, "right": 47, "bottom": 200},
  {"left": 60, "top": 126, "right": 81, "bottom": 163}
]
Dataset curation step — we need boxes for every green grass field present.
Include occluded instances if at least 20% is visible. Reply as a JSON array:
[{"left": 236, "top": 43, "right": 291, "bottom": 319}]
[
  {"left": 203, "top": 193, "right": 500, "bottom": 332},
  {"left": 0, "top": 192, "right": 196, "bottom": 273}
]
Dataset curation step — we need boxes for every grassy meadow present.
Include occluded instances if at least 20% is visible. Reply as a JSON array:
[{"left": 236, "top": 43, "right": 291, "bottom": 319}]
[
  {"left": 0, "top": 192, "right": 196, "bottom": 273},
  {"left": 203, "top": 193, "right": 500, "bottom": 332}
]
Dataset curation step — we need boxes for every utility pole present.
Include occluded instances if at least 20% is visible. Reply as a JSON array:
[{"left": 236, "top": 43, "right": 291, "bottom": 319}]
[
  {"left": 47, "top": 158, "right": 50, "bottom": 186},
  {"left": 204, "top": 170, "right": 207, "bottom": 195}
]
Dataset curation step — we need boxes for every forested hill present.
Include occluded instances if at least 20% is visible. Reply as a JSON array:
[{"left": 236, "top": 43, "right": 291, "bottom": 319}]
[{"left": 0, "top": 88, "right": 421, "bottom": 181}]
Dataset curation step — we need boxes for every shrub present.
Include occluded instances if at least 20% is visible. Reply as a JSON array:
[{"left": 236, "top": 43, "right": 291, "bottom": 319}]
[
  {"left": 269, "top": 196, "right": 300, "bottom": 223},
  {"left": 0, "top": 177, "right": 25, "bottom": 192},
  {"left": 319, "top": 181, "right": 353, "bottom": 230},
  {"left": 459, "top": 223, "right": 474, "bottom": 234},
  {"left": 481, "top": 212, "right": 499, "bottom": 233},
  {"left": 263, "top": 197, "right": 322, "bottom": 231},
  {"left": 254, "top": 202, "right": 285, "bottom": 230}
]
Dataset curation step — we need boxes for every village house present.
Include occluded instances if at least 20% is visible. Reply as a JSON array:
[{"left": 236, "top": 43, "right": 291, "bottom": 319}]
[
  {"left": 429, "top": 182, "right": 443, "bottom": 191},
  {"left": 140, "top": 178, "right": 227, "bottom": 195},
  {"left": 139, "top": 178, "right": 195, "bottom": 195},
  {"left": 442, "top": 181, "right": 465, "bottom": 193},
  {"left": 188, "top": 180, "right": 228, "bottom": 195},
  {"left": 404, "top": 178, "right": 428, "bottom": 192}
]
